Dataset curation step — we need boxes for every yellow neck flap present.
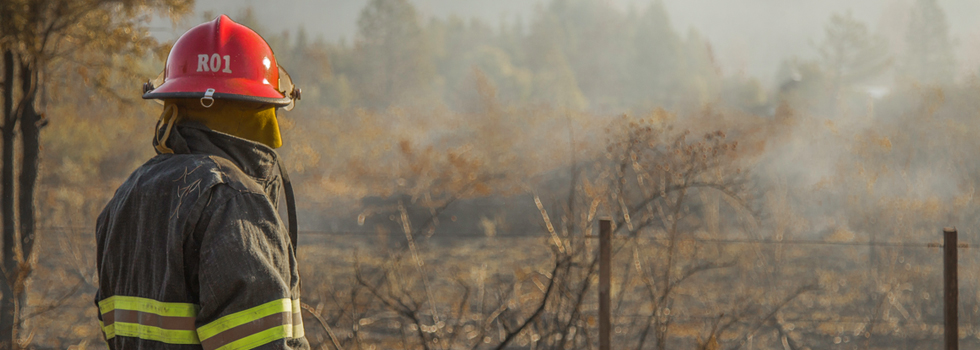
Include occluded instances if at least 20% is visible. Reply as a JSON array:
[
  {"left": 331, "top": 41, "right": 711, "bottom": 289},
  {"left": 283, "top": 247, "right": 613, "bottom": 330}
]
[{"left": 158, "top": 100, "right": 282, "bottom": 151}]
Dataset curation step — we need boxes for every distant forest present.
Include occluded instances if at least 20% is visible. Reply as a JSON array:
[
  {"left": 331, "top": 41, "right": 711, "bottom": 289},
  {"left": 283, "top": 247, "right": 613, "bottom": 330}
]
[{"left": 254, "top": 0, "right": 959, "bottom": 114}]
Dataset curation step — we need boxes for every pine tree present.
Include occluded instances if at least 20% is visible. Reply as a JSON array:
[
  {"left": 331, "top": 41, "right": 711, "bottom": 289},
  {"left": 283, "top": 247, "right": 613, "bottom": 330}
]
[
  {"left": 900, "top": 0, "right": 956, "bottom": 85},
  {"left": 631, "top": 0, "right": 683, "bottom": 109},
  {"left": 354, "top": 0, "right": 436, "bottom": 108},
  {"left": 524, "top": 8, "right": 588, "bottom": 109},
  {"left": 817, "top": 11, "right": 891, "bottom": 96}
]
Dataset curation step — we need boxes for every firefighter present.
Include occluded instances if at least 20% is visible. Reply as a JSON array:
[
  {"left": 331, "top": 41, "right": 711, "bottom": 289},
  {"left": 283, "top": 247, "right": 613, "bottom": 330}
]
[{"left": 94, "top": 15, "right": 308, "bottom": 349}]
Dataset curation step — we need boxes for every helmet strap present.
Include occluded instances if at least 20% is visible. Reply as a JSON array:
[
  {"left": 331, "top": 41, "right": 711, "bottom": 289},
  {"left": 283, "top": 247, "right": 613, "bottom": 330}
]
[{"left": 155, "top": 104, "right": 180, "bottom": 154}]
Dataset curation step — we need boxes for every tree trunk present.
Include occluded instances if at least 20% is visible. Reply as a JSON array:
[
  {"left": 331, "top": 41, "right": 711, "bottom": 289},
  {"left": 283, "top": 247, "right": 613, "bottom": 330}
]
[
  {"left": 17, "top": 61, "right": 39, "bottom": 277},
  {"left": 13, "top": 61, "right": 40, "bottom": 350},
  {"left": 0, "top": 48, "right": 17, "bottom": 350},
  {"left": 18, "top": 66, "right": 38, "bottom": 260}
]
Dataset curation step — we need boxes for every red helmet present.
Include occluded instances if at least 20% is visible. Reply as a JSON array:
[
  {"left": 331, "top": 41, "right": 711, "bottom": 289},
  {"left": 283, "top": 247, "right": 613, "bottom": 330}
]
[{"left": 143, "top": 15, "right": 300, "bottom": 109}]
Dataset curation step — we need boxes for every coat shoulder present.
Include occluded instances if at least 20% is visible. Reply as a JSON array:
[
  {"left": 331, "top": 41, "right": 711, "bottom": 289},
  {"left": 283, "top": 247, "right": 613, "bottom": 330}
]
[{"left": 136, "top": 153, "right": 265, "bottom": 194}]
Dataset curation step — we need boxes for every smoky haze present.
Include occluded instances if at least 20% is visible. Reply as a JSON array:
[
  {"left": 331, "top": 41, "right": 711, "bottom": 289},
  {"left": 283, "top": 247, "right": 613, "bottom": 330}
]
[
  {"left": 164, "top": 0, "right": 980, "bottom": 80},
  {"left": 21, "top": 0, "right": 980, "bottom": 349}
]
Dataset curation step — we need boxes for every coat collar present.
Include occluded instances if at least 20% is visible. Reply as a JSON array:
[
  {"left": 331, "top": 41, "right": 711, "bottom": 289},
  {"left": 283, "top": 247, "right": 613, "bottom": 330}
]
[{"left": 155, "top": 121, "right": 280, "bottom": 181}]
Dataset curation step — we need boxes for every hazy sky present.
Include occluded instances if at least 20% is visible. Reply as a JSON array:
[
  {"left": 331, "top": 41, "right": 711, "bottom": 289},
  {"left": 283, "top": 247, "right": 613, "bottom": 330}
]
[{"left": 155, "top": 0, "right": 980, "bottom": 81}]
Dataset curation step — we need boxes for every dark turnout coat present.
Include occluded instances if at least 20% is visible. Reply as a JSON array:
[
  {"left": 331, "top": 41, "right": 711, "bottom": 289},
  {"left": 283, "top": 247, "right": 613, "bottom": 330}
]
[{"left": 95, "top": 123, "right": 309, "bottom": 350}]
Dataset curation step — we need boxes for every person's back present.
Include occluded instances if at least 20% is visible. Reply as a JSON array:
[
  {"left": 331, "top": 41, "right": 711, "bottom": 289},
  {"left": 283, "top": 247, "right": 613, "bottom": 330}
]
[{"left": 95, "top": 15, "right": 308, "bottom": 350}]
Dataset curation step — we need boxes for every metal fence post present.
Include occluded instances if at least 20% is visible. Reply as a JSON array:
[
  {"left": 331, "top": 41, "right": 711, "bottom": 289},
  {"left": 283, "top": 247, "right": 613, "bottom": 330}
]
[
  {"left": 599, "top": 219, "right": 611, "bottom": 350},
  {"left": 944, "top": 227, "right": 958, "bottom": 350}
]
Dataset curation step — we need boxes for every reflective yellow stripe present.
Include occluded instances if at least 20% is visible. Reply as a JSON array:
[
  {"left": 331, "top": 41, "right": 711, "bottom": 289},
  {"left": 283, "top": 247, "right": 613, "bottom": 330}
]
[
  {"left": 198, "top": 299, "right": 293, "bottom": 341},
  {"left": 99, "top": 295, "right": 304, "bottom": 347},
  {"left": 98, "top": 295, "right": 200, "bottom": 344},
  {"left": 110, "top": 322, "right": 201, "bottom": 344},
  {"left": 101, "top": 320, "right": 115, "bottom": 339},
  {"left": 291, "top": 299, "right": 305, "bottom": 338},
  {"left": 99, "top": 295, "right": 198, "bottom": 317},
  {"left": 103, "top": 322, "right": 116, "bottom": 339},
  {"left": 215, "top": 325, "right": 295, "bottom": 350}
]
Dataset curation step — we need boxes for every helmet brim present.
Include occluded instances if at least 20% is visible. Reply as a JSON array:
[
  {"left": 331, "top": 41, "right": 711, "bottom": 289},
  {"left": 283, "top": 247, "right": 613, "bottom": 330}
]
[{"left": 143, "top": 76, "right": 292, "bottom": 106}]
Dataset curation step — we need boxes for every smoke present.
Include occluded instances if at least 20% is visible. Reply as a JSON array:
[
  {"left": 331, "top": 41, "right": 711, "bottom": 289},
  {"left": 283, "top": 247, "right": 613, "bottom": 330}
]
[{"left": 162, "top": 0, "right": 980, "bottom": 242}]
